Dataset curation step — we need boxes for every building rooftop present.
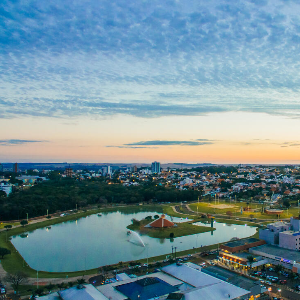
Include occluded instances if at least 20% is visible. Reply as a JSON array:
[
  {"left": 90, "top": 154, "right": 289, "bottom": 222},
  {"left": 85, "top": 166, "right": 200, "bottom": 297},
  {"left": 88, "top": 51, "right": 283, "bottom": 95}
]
[
  {"left": 58, "top": 284, "right": 108, "bottom": 300},
  {"left": 183, "top": 281, "right": 250, "bottom": 300},
  {"left": 115, "top": 277, "right": 178, "bottom": 300},
  {"left": 250, "top": 244, "right": 300, "bottom": 263},
  {"left": 162, "top": 263, "right": 221, "bottom": 288},
  {"left": 222, "top": 238, "right": 261, "bottom": 249},
  {"left": 202, "top": 266, "right": 260, "bottom": 291},
  {"left": 279, "top": 230, "right": 300, "bottom": 237}
]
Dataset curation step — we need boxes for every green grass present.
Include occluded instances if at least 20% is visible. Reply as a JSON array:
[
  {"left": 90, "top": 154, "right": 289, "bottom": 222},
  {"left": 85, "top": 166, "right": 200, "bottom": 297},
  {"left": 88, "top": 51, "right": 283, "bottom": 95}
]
[
  {"left": 189, "top": 201, "right": 295, "bottom": 220},
  {"left": 162, "top": 205, "right": 192, "bottom": 219},
  {"left": 127, "top": 218, "right": 214, "bottom": 239},
  {"left": 0, "top": 222, "right": 19, "bottom": 230}
]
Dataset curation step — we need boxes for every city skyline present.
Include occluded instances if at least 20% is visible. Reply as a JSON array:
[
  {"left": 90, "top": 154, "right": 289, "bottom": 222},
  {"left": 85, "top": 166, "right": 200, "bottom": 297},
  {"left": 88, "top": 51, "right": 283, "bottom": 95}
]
[{"left": 1, "top": 0, "right": 300, "bottom": 164}]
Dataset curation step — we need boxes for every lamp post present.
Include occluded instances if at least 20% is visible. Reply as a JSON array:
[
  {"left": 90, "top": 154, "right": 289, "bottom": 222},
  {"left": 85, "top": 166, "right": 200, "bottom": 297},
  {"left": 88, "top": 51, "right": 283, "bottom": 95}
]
[
  {"left": 26, "top": 213, "right": 28, "bottom": 222},
  {"left": 37, "top": 270, "right": 39, "bottom": 289}
]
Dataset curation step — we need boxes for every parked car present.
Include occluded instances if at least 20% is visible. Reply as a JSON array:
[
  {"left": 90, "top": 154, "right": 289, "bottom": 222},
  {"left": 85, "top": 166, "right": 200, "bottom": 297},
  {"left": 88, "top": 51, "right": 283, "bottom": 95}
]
[{"left": 279, "top": 279, "right": 287, "bottom": 284}]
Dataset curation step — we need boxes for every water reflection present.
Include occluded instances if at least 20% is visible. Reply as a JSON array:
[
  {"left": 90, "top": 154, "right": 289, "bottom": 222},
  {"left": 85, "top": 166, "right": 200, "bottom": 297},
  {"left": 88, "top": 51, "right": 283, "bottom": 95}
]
[{"left": 11, "top": 210, "right": 256, "bottom": 272}]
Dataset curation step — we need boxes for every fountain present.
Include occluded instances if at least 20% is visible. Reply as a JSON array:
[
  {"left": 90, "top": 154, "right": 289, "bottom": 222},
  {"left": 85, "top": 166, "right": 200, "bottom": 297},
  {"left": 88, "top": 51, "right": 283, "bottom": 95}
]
[{"left": 127, "top": 231, "right": 145, "bottom": 247}]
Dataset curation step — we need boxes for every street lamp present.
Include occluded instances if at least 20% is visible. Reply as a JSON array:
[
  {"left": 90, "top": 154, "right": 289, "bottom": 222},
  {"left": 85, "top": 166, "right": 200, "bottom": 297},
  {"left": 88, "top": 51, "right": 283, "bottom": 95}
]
[
  {"left": 37, "top": 270, "right": 39, "bottom": 289},
  {"left": 26, "top": 213, "right": 28, "bottom": 222}
]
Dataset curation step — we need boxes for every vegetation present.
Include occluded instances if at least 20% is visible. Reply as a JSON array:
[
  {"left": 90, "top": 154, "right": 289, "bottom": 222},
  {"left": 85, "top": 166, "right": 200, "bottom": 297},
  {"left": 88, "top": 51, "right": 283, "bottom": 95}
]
[
  {"left": 0, "top": 247, "right": 11, "bottom": 258},
  {"left": 127, "top": 218, "right": 215, "bottom": 238},
  {"left": 0, "top": 178, "right": 200, "bottom": 220},
  {"left": 4, "top": 271, "right": 29, "bottom": 291}
]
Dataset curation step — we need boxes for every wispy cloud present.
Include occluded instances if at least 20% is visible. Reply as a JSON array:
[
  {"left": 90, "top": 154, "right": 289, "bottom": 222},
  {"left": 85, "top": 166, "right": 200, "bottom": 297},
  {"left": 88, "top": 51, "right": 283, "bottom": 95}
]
[
  {"left": 2, "top": 0, "right": 300, "bottom": 119},
  {"left": 108, "top": 139, "right": 214, "bottom": 148},
  {"left": 0, "top": 139, "right": 47, "bottom": 146}
]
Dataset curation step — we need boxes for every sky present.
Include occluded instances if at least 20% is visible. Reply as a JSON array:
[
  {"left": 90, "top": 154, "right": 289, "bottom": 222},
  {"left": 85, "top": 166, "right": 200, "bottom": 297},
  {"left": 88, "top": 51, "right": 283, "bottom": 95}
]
[{"left": 1, "top": 0, "right": 300, "bottom": 164}]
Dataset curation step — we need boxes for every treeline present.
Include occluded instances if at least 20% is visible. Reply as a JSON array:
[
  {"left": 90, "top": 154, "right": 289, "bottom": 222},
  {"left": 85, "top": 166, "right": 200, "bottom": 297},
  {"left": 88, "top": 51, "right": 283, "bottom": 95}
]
[
  {"left": 0, "top": 178, "right": 200, "bottom": 221},
  {"left": 191, "top": 166, "right": 238, "bottom": 174}
]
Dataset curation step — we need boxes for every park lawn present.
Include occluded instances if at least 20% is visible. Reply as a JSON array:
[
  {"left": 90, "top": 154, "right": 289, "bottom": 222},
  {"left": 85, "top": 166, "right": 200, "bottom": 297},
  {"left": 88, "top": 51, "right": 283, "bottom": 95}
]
[
  {"left": 189, "top": 201, "right": 295, "bottom": 220},
  {"left": 189, "top": 201, "right": 264, "bottom": 215},
  {"left": 127, "top": 218, "right": 215, "bottom": 239},
  {"left": 0, "top": 222, "right": 19, "bottom": 230},
  {"left": 162, "top": 204, "right": 193, "bottom": 219}
]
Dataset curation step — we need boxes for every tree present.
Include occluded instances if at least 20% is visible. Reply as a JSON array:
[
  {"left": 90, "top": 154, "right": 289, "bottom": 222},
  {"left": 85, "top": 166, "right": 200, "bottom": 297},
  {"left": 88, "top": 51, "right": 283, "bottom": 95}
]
[
  {"left": 4, "top": 271, "right": 28, "bottom": 291},
  {"left": 0, "top": 248, "right": 11, "bottom": 259},
  {"left": 247, "top": 255, "right": 255, "bottom": 269},
  {"left": 45, "top": 283, "right": 55, "bottom": 293},
  {"left": 283, "top": 199, "right": 290, "bottom": 209},
  {"left": 4, "top": 225, "right": 12, "bottom": 230},
  {"left": 57, "top": 282, "right": 67, "bottom": 290},
  {"left": 275, "top": 264, "right": 283, "bottom": 274},
  {"left": 154, "top": 215, "right": 159, "bottom": 219},
  {"left": 145, "top": 216, "right": 152, "bottom": 220},
  {"left": 20, "top": 220, "right": 28, "bottom": 227},
  {"left": 77, "top": 278, "right": 86, "bottom": 285}
]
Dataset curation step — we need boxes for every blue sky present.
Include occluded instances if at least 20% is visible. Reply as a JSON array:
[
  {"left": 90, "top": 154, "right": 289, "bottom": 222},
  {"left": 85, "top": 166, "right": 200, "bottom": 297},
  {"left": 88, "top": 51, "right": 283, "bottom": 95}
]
[{"left": 1, "top": 0, "right": 300, "bottom": 163}]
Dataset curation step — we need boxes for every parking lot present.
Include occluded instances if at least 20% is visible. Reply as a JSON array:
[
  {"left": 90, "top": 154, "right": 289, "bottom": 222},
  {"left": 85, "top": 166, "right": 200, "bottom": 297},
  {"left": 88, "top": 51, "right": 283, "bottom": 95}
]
[{"left": 250, "top": 267, "right": 300, "bottom": 293}]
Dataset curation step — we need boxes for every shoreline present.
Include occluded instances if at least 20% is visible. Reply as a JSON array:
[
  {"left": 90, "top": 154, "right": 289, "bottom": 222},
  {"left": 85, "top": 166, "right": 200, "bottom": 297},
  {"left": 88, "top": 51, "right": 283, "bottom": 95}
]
[{"left": 0, "top": 203, "right": 261, "bottom": 279}]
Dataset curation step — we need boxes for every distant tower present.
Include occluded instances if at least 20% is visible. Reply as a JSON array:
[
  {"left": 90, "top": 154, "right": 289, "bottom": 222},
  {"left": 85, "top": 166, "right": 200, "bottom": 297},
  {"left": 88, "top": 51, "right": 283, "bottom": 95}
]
[
  {"left": 65, "top": 166, "right": 73, "bottom": 177},
  {"left": 107, "top": 166, "right": 112, "bottom": 175},
  {"left": 13, "top": 163, "right": 18, "bottom": 173},
  {"left": 151, "top": 161, "right": 161, "bottom": 174},
  {"left": 0, "top": 163, "right": 3, "bottom": 172}
]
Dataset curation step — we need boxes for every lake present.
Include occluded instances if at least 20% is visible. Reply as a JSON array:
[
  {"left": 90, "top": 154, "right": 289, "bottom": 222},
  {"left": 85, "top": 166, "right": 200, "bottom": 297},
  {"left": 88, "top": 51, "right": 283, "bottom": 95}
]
[{"left": 11, "top": 210, "right": 256, "bottom": 272}]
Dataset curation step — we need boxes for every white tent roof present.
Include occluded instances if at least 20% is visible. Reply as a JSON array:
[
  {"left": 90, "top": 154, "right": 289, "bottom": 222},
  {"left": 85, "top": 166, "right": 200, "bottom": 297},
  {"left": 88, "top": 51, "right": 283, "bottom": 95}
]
[
  {"left": 59, "top": 284, "right": 108, "bottom": 300},
  {"left": 162, "top": 263, "right": 220, "bottom": 288},
  {"left": 184, "top": 282, "right": 250, "bottom": 300}
]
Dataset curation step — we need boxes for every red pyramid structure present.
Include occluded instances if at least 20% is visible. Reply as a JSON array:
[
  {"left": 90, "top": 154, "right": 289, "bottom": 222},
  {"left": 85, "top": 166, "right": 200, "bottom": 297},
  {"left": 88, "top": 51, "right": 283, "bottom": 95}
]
[{"left": 147, "top": 214, "right": 175, "bottom": 228}]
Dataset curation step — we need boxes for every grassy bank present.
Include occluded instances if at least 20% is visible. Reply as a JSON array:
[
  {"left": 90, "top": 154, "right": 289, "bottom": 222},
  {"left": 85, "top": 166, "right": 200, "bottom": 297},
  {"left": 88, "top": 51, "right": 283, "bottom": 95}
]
[
  {"left": 189, "top": 201, "right": 294, "bottom": 220},
  {"left": 127, "top": 218, "right": 214, "bottom": 239}
]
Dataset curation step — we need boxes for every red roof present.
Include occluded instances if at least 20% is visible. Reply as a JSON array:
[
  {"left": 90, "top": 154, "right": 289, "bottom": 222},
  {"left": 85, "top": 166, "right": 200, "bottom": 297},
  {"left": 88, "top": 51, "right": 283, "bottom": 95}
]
[{"left": 148, "top": 215, "right": 175, "bottom": 228}]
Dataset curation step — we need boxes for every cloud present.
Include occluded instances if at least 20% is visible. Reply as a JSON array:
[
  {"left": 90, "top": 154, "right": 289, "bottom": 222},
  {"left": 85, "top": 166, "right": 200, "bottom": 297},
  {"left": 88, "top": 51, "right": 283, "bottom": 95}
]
[
  {"left": 2, "top": 0, "right": 300, "bottom": 119},
  {"left": 280, "top": 142, "right": 300, "bottom": 147},
  {"left": 108, "top": 139, "right": 214, "bottom": 148},
  {"left": 0, "top": 139, "right": 47, "bottom": 146}
]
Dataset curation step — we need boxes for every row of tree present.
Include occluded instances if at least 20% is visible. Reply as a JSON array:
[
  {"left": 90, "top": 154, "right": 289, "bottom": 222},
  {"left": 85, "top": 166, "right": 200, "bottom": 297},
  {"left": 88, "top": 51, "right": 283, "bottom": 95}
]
[{"left": 0, "top": 178, "right": 201, "bottom": 220}]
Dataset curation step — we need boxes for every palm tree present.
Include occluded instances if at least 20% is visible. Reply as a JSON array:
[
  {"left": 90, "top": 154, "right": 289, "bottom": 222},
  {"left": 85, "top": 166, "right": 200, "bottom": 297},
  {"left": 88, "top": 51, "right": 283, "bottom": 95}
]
[
  {"left": 247, "top": 255, "right": 255, "bottom": 269},
  {"left": 275, "top": 264, "right": 283, "bottom": 274}
]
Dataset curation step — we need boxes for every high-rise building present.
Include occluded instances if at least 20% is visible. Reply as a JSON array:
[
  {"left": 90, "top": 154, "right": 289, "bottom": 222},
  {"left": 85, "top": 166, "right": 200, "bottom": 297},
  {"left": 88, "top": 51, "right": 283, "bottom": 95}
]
[
  {"left": 151, "top": 161, "right": 161, "bottom": 174},
  {"left": 65, "top": 167, "right": 73, "bottom": 177},
  {"left": 13, "top": 163, "right": 18, "bottom": 173},
  {"left": 0, "top": 163, "right": 3, "bottom": 172}
]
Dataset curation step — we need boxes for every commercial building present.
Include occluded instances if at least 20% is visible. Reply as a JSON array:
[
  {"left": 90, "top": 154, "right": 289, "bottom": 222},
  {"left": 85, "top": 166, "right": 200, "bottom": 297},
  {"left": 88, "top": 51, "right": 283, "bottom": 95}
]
[
  {"left": 259, "top": 221, "right": 290, "bottom": 245},
  {"left": 13, "top": 162, "right": 18, "bottom": 173},
  {"left": 259, "top": 217, "right": 300, "bottom": 249},
  {"left": 250, "top": 244, "right": 300, "bottom": 273},
  {"left": 151, "top": 161, "right": 161, "bottom": 174},
  {"left": 39, "top": 284, "right": 109, "bottom": 300},
  {"left": 220, "top": 238, "right": 266, "bottom": 254}
]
